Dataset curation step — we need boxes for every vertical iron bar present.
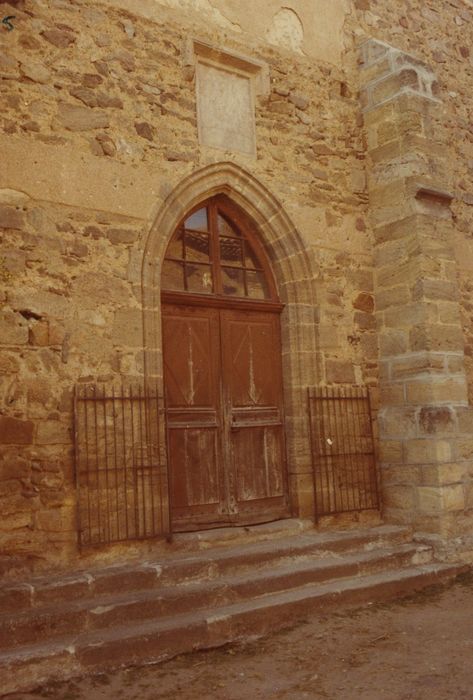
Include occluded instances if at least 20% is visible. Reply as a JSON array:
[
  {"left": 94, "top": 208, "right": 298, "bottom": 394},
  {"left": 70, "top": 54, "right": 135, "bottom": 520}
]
[
  {"left": 307, "top": 388, "right": 318, "bottom": 523},
  {"left": 73, "top": 386, "right": 83, "bottom": 548},
  {"left": 329, "top": 385, "right": 342, "bottom": 513},
  {"left": 354, "top": 387, "right": 367, "bottom": 510},
  {"left": 344, "top": 386, "right": 357, "bottom": 512},
  {"left": 111, "top": 385, "right": 120, "bottom": 540},
  {"left": 92, "top": 384, "right": 102, "bottom": 544},
  {"left": 367, "top": 387, "right": 380, "bottom": 509},
  {"left": 316, "top": 388, "right": 328, "bottom": 515},
  {"left": 137, "top": 383, "right": 147, "bottom": 537},
  {"left": 121, "top": 382, "right": 130, "bottom": 540},
  {"left": 144, "top": 382, "right": 157, "bottom": 536},
  {"left": 162, "top": 377, "right": 173, "bottom": 541},
  {"left": 340, "top": 386, "right": 355, "bottom": 512},
  {"left": 84, "top": 388, "right": 92, "bottom": 545},
  {"left": 129, "top": 383, "right": 140, "bottom": 538},
  {"left": 156, "top": 381, "right": 164, "bottom": 536},
  {"left": 317, "top": 388, "right": 330, "bottom": 515},
  {"left": 102, "top": 384, "right": 112, "bottom": 544}
]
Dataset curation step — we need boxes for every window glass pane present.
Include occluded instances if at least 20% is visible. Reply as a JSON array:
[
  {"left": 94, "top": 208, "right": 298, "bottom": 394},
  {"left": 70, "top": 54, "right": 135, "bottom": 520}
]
[
  {"left": 222, "top": 267, "right": 245, "bottom": 296},
  {"left": 185, "top": 263, "right": 213, "bottom": 294},
  {"left": 185, "top": 208, "right": 208, "bottom": 232},
  {"left": 185, "top": 231, "right": 210, "bottom": 263},
  {"left": 244, "top": 241, "right": 261, "bottom": 269},
  {"left": 246, "top": 270, "right": 269, "bottom": 299},
  {"left": 162, "top": 260, "right": 185, "bottom": 291},
  {"left": 166, "top": 228, "right": 184, "bottom": 260},
  {"left": 220, "top": 237, "right": 242, "bottom": 267},
  {"left": 217, "top": 213, "right": 241, "bottom": 238}
]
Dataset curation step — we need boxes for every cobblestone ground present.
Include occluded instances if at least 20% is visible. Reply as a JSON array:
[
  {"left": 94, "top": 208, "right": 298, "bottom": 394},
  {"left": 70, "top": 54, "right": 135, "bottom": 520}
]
[{"left": 7, "top": 572, "right": 473, "bottom": 700}]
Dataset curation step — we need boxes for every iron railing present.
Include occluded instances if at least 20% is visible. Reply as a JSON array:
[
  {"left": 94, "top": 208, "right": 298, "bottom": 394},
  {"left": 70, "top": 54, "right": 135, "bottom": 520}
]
[
  {"left": 74, "top": 383, "right": 170, "bottom": 547},
  {"left": 307, "top": 386, "right": 379, "bottom": 519}
]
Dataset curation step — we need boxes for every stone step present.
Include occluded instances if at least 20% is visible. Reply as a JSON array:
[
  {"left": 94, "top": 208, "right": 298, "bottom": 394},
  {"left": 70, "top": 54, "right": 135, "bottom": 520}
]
[
  {"left": 0, "top": 541, "right": 430, "bottom": 650},
  {"left": 0, "top": 561, "right": 464, "bottom": 695},
  {"left": 0, "top": 524, "right": 411, "bottom": 616}
]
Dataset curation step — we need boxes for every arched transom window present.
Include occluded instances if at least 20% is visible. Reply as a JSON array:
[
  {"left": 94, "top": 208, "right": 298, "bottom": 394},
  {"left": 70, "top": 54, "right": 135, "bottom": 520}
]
[{"left": 161, "top": 195, "right": 277, "bottom": 302}]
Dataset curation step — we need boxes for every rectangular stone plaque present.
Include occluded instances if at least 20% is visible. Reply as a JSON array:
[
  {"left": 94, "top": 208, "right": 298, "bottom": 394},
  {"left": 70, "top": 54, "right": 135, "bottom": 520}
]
[{"left": 196, "top": 60, "right": 256, "bottom": 156}]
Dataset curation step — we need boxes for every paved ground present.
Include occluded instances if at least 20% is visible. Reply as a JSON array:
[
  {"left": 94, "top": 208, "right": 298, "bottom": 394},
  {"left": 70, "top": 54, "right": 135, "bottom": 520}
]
[{"left": 7, "top": 571, "right": 473, "bottom": 700}]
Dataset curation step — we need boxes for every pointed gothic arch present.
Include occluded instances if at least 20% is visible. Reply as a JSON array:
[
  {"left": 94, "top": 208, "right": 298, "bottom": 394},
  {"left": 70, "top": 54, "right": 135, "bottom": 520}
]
[{"left": 141, "top": 162, "right": 320, "bottom": 518}]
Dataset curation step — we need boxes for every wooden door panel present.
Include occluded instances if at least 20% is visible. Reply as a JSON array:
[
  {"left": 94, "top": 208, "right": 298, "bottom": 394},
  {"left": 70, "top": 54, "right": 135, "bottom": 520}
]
[
  {"left": 169, "top": 427, "right": 219, "bottom": 508},
  {"left": 162, "top": 305, "right": 226, "bottom": 527},
  {"left": 221, "top": 310, "right": 289, "bottom": 521},
  {"left": 233, "top": 426, "right": 285, "bottom": 502},
  {"left": 163, "top": 312, "right": 218, "bottom": 408},
  {"left": 225, "top": 318, "right": 279, "bottom": 408}
]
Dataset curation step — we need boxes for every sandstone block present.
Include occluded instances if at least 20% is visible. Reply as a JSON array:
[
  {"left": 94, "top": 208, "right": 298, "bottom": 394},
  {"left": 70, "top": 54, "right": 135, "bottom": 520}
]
[
  {"left": 464, "top": 484, "right": 473, "bottom": 510},
  {"left": 379, "top": 330, "right": 408, "bottom": 356},
  {"left": 418, "top": 407, "right": 455, "bottom": 435},
  {"left": 418, "top": 484, "right": 465, "bottom": 513},
  {"left": 289, "top": 92, "right": 309, "bottom": 110},
  {"left": 48, "top": 321, "right": 66, "bottom": 346},
  {"left": 135, "top": 122, "right": 154, "bottom": 140},
  {"left": 0, "top": 206, "right": 25, "bottom": 230},
  {"left": 405, "top": 379, "right": 467, "bottom": 405},
  {"left": 69, "top": 87, "right": 97, "bottom": 107},
  {"left": 97, "top": 93, "right": 123, "bottom": 109},
  {"left": 19, "top": 60, "right": 51, "bottom": 84},
  {"left": 0, "top": 52, "right": 19, "bottom": 79},
  {"left": 107, "top": 229, "right": 139, "bottom": 245},
  {"left": 325, "top": 359, "right": 356, "bottom": 384},
  {"left": 35, "top": 506, "right": 74, "bottom": 533},
  {"left": 36, "top": 421, "right": 71, "bottom": 445},
  {"left": 41, "top": 29, "right": 76, "bottom": 48},
  {"left": 421, "top": 463, "right": 466, "bottom": 487},
  {"left": 454, "top": 437, "right": 473, "bottom": 461},
  {"left": 29, "top": 321, "right": 49, "bottom": 347},
  {"left": 353, "top": 292, "right": 374, "bottom": 313},
  {"left": 9, "top": 289, "right": 71, "bottom": 320},
  {"left": 0, "top": 417, "right": 34, "bottom": 445},
  {"left": 112, "top": 309, "right": 143, "bottom": 347},
  {"left": 457, "top": 407, "right": 473, "bottom": 433},
  {"left": 95, "top": 134, "right": 117, "bottom": 157},
  {"left": 0, "top": 310, "right": 28, "bottom": 345},
  {"left": 390, "top": 353, "right": 445, "bottom": 380},
  {"left": 378, "top": 407, "right": 417, "bottom": 438},
  {"left": 57, "top": 103, "right": 110, "bottom": 131},
  {"left": 405, "top": 438, "right": 452, "bottom": 465},
  {"left": 71, "top": 273, "right": 131, "bottom": 307},
  {"left": 0, "top": 354, "right": 20, "bottom": 375},
  {"left": 382, "top": 484, "right": 416, "bottom": 510},
  {"left": 355, "top": 312, "right": 376, "bottom": 331},
  {"left": 379, "top": 438, "right": 403, "bottom": 464},
  {"left": 379, "top": 384, "right": 405, "bottom": 407},
  {"left": 82, "top": 73, "right": 103, "bottom": 88}
]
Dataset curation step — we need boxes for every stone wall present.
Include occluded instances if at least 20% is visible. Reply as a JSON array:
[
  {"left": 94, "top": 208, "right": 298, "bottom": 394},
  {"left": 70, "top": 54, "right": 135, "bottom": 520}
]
[
  {"left": 3, "top": 0, "right": 473, "bottom": 573},
  {"left": 353, "top": 1, "right": 473, "bottom": 556},
  {"left": 352, "top": 1, "right": 473, "bottom": 396},
  {"left": 0, "top": 0, "right": 373, "bottom": 572}
]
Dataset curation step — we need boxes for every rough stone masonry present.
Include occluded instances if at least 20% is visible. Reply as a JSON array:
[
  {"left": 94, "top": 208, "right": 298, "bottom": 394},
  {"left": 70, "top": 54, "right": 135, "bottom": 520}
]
[{"left": 1, "top": 0, "right": 473, "bottom": 576}]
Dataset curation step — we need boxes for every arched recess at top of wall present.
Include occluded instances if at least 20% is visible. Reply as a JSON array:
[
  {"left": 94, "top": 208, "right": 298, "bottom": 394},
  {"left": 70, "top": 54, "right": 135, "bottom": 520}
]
[{"left": 141, "top": 162, "right": 320, "bottom": 473}]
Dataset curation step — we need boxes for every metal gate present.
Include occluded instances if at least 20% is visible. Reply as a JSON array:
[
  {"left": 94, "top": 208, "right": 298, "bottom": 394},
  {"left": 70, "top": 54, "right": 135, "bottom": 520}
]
[
  {"left": 307, "top": 386, "right": 379, "bottom": 519},
  {"left": 74, "top": 384, "right": 170, "bottom": 547}
]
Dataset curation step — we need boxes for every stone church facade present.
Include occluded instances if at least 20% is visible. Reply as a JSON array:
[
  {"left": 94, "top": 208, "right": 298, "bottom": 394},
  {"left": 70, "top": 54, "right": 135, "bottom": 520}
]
[{"left": 2, "top": 0, "right": 473, "bottom": 578}]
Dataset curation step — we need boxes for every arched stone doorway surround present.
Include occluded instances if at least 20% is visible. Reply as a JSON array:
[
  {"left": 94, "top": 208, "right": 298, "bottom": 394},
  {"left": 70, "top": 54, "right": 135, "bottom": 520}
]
[{"left": 141, "top": 162, "right": 319, "bottom": 518}]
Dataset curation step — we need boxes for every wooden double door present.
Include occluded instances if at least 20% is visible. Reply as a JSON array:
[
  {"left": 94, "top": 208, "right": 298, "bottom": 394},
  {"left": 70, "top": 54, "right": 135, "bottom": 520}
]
[{"left": 162, "top": 302, "right": 289, "bottom": 531}]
